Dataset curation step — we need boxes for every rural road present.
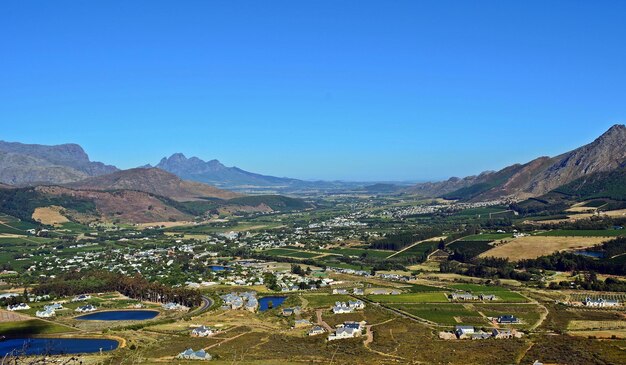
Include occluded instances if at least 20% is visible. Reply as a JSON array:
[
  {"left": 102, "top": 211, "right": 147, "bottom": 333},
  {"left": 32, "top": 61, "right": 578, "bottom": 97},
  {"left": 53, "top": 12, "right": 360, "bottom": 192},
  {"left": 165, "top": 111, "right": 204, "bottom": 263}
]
[{"left": 190, "top": 295, "right": 213, "bottom": 316}]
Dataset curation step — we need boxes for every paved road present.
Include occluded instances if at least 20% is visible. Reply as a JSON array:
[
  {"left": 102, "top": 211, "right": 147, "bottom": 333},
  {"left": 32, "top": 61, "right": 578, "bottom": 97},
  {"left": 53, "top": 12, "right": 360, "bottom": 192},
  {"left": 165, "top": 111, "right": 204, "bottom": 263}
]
[{"left": 190, "top": 295, "right": 213, "bottom": 316}]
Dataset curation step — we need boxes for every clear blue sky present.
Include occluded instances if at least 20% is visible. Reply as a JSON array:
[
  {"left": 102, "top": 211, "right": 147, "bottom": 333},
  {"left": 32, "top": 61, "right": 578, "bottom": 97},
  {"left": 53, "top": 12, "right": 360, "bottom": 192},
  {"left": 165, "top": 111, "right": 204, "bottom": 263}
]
[{"left": 1, "top": 1, "right": 625, "bottom": 181}]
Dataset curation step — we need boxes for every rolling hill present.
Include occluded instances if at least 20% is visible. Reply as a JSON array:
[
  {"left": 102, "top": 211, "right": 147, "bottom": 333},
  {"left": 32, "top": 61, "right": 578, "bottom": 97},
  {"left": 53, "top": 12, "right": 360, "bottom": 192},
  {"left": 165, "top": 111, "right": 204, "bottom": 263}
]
[{"left": 66, "top": 168, "right": 241, "bottom": 202}]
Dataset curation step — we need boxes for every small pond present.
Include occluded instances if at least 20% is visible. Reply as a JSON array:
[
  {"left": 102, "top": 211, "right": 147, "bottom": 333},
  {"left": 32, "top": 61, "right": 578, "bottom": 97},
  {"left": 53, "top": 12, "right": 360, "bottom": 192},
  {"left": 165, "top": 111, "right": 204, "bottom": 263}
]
[
  {"left": 208, "top": 265, "right": 232, "bottom": 271},
  {"left": 76, "top": 310, "right": 158, "bottom": 321},
  {"left": 573, "top": 250, "right": 605, "bottom": 258},
  {"left": 258, "top": 296, "right": 287, "bottom": 311},
  {"left": 0, "top": 338, "right": 118, "bottom": 356}
]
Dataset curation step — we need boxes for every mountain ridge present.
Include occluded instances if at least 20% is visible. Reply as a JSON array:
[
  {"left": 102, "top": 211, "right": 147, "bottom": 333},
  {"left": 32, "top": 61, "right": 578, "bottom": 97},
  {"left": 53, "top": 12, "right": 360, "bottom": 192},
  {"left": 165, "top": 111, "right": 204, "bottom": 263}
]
[{"left": 408, "top": 124, "right": 626, "bottom": 201}]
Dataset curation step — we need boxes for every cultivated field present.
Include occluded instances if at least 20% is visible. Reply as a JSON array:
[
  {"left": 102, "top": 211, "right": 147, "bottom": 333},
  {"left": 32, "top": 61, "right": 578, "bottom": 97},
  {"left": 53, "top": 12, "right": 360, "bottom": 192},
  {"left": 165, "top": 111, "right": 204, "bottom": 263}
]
[
  {"left": 479, "top": 235, "right": 610, "bottom": 261},
  {"left": 32, "top": 205, "right": 70, "bottom": 225}
]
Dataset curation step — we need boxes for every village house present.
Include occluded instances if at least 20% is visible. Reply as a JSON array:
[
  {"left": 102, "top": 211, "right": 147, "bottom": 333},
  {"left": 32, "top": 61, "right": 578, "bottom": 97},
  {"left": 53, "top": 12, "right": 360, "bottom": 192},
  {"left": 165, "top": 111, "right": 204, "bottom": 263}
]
[
  {"left": 75, "top": 304, "right": 97, "bottom": 313},
  {"left": 353, "top": 288, "right": 364, "bottom": 295},
  {"left": 191, "top": 325, "right": 215, "bottom": 337},
  {"left": 492, "top": 328, "right": 515, "bottom": 339},
  {"left": 282, "top": 307, "right": 301, "bottom": 316},
  {"left": 328, "top": 321, "right": 365, "bottom": 341},
  {"left": 332, "top": 289, "right": 348, "bottom": 295},
  {"left": 308, "top": 325, "right": 325, "bottom": 336},
  {"left": 176, "top": 348, "right": 211, "bottom": 360},
  {"left": 36, "top": 307, "right": 56, "bottom": 318},
  {"left": 583, "top": 297, "right": 620, "bottom": 308},
  {"left": 455, "top": 325, "right": 475, "bottom": 338},
  {"left": 449, "top": 292, "right": 478, "bottom": 301},
  {"left": 7, "top": 303, "right": 30, "bottom": 311},
  {"left": 72, "top": 294, "right": 91, "bottom": 302},
  {"left": 162, "top": 302, "right": 189, "bottom": 311},
  {"left": 497, "top": 315, "right": 519, "bottom": 324}
]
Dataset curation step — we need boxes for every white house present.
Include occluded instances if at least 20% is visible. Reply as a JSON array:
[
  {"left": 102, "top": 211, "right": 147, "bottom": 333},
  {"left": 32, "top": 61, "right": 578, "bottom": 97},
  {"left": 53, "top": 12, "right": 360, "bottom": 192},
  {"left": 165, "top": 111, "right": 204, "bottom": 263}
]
[
  {"left": 191, "top": 325, "right": 215, "bottom": 337},
  {"left": 455, "top": 325, "right": 475, "bottom": 337},
  {"left": 72, "top": 294, "right": 91, "bottom": 302},
  {"left": 7, "top": 303, "right": 30, "bottom": 311},
  {"left": 308, "top": 325, "right": 325, "bottom": 336},
  {"left": 176, "top": 348, "right": 211, "bottom": 360},
  {"left": 36, "top": 308, "right": 56, "bottom": 318},
  {"left": 75, "top": 304, "right": 97, "bottom": 313},
  {"left": 584, "top": 297, "right": 619, "bottom": 308}
]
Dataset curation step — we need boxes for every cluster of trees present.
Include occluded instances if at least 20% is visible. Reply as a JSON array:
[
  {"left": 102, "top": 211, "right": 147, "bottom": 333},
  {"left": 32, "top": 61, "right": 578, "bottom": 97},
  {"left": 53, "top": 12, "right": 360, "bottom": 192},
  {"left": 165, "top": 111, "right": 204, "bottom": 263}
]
[
  {"left": 440, "top": 258, "right": 534, "bottom": 281},
  {"left": 32, "top": 271, "right": 201, "bottom": 307},
  {"left": 548, "top": 271, "right": 626, "bottom": 292}
]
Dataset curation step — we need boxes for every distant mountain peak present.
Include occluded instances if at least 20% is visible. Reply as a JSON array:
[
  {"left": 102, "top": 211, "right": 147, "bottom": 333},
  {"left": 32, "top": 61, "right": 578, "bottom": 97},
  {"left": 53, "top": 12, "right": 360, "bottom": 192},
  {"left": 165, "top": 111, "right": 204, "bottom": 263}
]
[
  {"left": 0, "top": 140, "right": 118, "bottom": 185},
  {"left": 155, "top": 153, "right": 298, "bottom": 188}
]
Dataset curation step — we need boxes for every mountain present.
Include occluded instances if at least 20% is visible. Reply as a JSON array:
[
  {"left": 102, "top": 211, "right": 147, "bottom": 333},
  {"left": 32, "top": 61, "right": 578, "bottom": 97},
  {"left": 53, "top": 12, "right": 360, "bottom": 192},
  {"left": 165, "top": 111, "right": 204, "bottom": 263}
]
[
  {"left": 0, "top": 141, "right": 118, "bottom": 185},
  {"left": 66, "top": 168, "right": 241, "bottom": 202},
  {"left": 408, "top": 124, "right": 626, "bottom": 201},
  {"left": 154, "top": 153, "right": 300, "bottom": 189}
]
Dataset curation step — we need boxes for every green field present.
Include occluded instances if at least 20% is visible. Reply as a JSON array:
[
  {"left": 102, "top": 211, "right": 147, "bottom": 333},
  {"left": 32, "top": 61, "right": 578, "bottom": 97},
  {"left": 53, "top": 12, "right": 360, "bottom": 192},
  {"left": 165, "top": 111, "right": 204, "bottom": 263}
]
[
  {"left": 262, "top": 248, "right": 321, "bottom": 259},
  {"left": 367, "top": 292, "right": 449, "bottom": 303},
  {"left": 0, "top": 320, "right": 76, "bottom": 336},
  {"left": 391, "top": 241, "right": 439, "bottom": 260},
  {"left": 460, "top": 233, "right": 512, "bottom": 241},
  {"left": 535, "top": 230, "right": 624, "bottom": 237},
  {"left": 319, "top": 248, "right": 392, "bottom": 259},
  {"left": 404, "top": 283, "right": 448, "bottom": 292},
  {"left": 447, "top": 284, "right": 528, "bottom": 303},
  {"left": 390, "top": 303, "right": 486, "bottom": 325},
  {"left": 474, "top": 303, "right": 542, "bottom": 327}
]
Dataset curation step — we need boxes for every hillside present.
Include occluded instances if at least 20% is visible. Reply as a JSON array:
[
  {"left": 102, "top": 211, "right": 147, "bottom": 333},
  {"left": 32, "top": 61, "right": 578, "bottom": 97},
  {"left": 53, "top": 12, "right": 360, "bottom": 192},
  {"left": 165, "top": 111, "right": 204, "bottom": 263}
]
[
  {"left": 513, "top": 166, "right": 626, "bottom": 215},
  {"left": 0, "top": 141, "right": 118, "bottom": 185},
  {"left": 66, "top": 168, "right": 241, "bottom": 202},
  {"left": 0, "top": 186, "right": 192, "bottom": 224},
  {"left": 410, "top": 124, "right": 626, "bottom": 202}
]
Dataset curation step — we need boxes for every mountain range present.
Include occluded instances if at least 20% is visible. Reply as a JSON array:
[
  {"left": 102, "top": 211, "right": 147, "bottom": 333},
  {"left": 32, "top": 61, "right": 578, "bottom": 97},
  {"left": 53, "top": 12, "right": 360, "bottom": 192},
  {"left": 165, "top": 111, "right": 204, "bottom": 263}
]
[
  {"left": 406, "top": 124, "right": 626, "bottom": 202},
  {"left": 153, "top": 153, "right": 301, "bottom": 189},
  {"left": 1, "top": 124, "right": 626, "bottom": 223}
]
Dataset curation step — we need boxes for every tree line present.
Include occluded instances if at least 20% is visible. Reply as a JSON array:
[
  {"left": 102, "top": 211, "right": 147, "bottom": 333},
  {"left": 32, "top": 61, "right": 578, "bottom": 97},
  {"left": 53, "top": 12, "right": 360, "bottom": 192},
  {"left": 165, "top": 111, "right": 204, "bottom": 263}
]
[{"left": 32, "top": 271, "right": 202, "bottom": 307}]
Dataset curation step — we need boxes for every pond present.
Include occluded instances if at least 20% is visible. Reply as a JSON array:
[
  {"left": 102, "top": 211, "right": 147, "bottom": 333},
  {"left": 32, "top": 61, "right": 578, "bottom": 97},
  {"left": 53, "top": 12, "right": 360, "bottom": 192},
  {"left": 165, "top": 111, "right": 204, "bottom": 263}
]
[
  {"left": 0, "top": 337, "right": 118, "bottom": 356},
  {"left": 573, "top": 250, "right": 605, "bottom": 258},
  {"left": 76, "top": 310, "right": 159, "bottom": 321},
  {"left": 208, "top": 265, "right": 232, "bottom": 271},
  {"left": 258, "top": 296, "right": 287, "bottom": 311}
]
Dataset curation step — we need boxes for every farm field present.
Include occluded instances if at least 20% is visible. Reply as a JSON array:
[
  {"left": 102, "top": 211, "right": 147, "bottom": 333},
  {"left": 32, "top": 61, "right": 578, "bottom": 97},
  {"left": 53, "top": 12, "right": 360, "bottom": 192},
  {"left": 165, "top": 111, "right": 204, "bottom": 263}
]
[
  {"left": 536, "top": 229, "right": 625, "bottom": 237},
  {"left": 367, "top": 292, "right": 449, "bottom": 303},
  {"left": 261, "top": 248, "right": 322, "bottom": 259},
  {"left": 460, "top": 233, "right": 512, "bottom": 241},
  {"left": 319, "top": 247, "right": 392, "bottom": 259},
  {"left": 479, "top": 235, "right": 610, "bottom": 261},
  {"left": 391, "top": 240, "right": 439, "bottom": 259},
  {"left": 389, "top": 303, "right": 486, "bottom": 326},
  {"left": 447, "top": 284, "right": 529, "bottom": 303},
  {"left": 474, "top": 304, "right": 542, "bottom": 327}
]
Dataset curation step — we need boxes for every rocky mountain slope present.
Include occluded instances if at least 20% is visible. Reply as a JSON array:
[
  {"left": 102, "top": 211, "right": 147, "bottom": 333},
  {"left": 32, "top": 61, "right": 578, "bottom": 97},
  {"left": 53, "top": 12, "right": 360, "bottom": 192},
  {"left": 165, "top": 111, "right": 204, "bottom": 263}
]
[
  {"left": 0, "top": 141, "right": 117, "bottom": 185},
  {"left": 66, "top": 167, "right": 241, "bottom": 202},
  {"left": 408, "top": 124, "right": 626, "bottom": 201},
  {"left": 154, "top": 153, "right": 300, "bottom": 188}
]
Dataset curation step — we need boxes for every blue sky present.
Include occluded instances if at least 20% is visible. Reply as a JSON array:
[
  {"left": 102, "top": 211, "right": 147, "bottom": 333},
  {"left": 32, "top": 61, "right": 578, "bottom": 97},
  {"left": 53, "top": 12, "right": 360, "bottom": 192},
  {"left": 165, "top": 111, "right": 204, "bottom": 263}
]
[{"left": 1, "top": 1, "right": 625, "bottom": 181}]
